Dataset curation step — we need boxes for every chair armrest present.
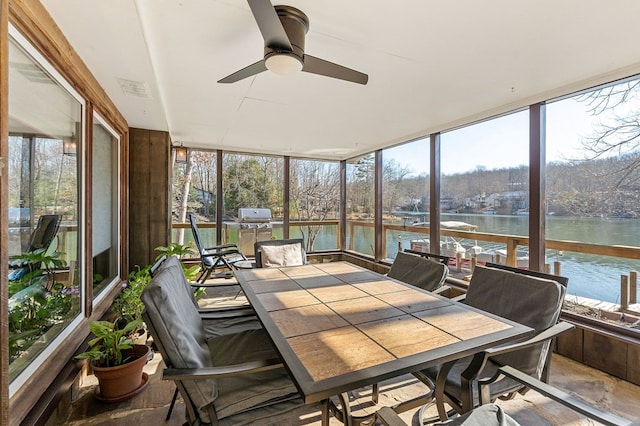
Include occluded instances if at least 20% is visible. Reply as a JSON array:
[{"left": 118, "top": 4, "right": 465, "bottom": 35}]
[
  {"left": 457, "top": 321, "right": 574, "bottom": 410},
  {"left": 462, "top": 322, "right": 574, "bottom": 383},
  {"left": 483, "top": 321, "right": 574, "bottom": 358},
  {"left": 204, "top": 243, "right": 238, "bottom": 251},
  {"left": 199, "top": 307, "right": 255, "bottom": 319},
  {"left": 162, "top": 357, "right": 283, "bottom": 381},
  {"left": 201, "top": 248, "right": 241, "bottom": 257},
  {"left": 376, "top": 406, "right": 407, "bottom": 426},
  {"left": 498, "top": 365, "right": 633, "bottom": 426}
]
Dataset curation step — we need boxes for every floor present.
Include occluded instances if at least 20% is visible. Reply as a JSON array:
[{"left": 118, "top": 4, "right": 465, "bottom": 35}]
[
  {"left": 60, "top": 280, "right": 640, "bottom": 425},
  {"left": 61, "top": 352, "right": 640, "bottom": 425}
]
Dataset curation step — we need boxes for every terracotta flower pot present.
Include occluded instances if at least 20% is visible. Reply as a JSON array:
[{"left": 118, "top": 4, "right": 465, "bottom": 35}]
[{"left": 92, "top": 344, "right": 150, "bottom": 401}]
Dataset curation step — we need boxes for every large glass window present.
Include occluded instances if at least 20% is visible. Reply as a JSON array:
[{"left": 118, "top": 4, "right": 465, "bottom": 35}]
[
  {"left": 289, "top": 159, "right": 340, "bottom": 251},
  {"left": 92, "top": 118, "right": 119, "bottom": 297},
  {"left": 171, "top": 149, "right": 217, "bottom": 253},
  {"left": 547, "top": 77, "right": 640, "bottom": 307},
  {"left": 382, "top": 139, "right": 430, "bottom": 260},
  {"left": 440, "top": 111, "right": 529, "bottom": 269},
  {"left": 7, "top": 31, "right": 84, "bottom": 387},
  {"left": 222, "top": 153, "right": 283, "bottom": 255},
  {"left": 346, "top": 153, "right": 375, "bottom": 256}
]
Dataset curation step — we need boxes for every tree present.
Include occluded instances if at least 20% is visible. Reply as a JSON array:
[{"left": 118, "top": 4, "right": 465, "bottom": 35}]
[
  {"left": 290, "top": 160, "right": 340, "bottom": 251},
  {"left": 576, "top": 79, "right": 640, "bottom": 194}
]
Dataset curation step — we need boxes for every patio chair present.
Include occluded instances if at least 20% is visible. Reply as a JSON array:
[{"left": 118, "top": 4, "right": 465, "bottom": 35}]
[
  {"left": 8, "top": 214, "right": 62, "bottom": 281},
  {"left": 377, "top": 365, "right": 637, "bottom": 426},
  {"left": 188, "top": 213, "right": 248, "bottom": 283},
  {"left": 387, "top": 251, "right": 449, "bottom": 292},
  {"left": 141, "top": 255, "right": 311, "bottom": 425},
  {"left": 413, "top": 264, "right": 573, "bottom": 422},
  {"left": 254, "top": 238, "right": 306, "bottom": 268},
  {"left": 149, "top": 255, "right": 253, "bottom": 322}
]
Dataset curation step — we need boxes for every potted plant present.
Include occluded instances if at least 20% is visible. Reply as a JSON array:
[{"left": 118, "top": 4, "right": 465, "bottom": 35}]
[{"left": 75, "top": 319, "right": 150, "bottom": 401}]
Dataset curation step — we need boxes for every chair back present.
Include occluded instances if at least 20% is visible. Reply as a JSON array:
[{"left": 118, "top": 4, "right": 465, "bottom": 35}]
[
  {"left": 466, "top": 265, "right": 567, "bottom": 378},
  {"left": 388, "top": 251, "right": 448, "bottom": 292},
  {"left": 141, "top": 255, "right": 216, "bottom": 419},
  {"left": 27, "top": 214, "right": 62, "bottom": 252},
  {"left": 188, "top": 212, "right": 216, "bottom": 268},
  {"left": 254, "top": 238, "right": 306, "bottom": 268}
]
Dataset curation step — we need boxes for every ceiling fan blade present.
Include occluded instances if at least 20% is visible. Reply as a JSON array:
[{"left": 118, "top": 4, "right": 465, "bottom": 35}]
[
  {"left": 302, "top": 55, "right": 368, "bottom": 85},
  {"left": 247, "top": 0, "right": 292, "bottom": 51},
  {"left": 218, "top": 59, "right": 268, "bottom": 83}
]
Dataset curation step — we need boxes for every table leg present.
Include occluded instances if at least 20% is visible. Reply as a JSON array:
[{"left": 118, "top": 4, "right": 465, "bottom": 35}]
[{"left": 321, "top": 399, "right": 330, "bottom": 426}]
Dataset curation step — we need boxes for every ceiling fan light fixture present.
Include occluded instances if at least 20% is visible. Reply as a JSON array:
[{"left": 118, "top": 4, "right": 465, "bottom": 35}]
[{"left": 265, "top": 52, "right": 303, "bottom": 75}]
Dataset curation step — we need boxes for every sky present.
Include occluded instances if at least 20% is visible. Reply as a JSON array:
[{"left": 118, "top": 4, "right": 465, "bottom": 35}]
[{"left": 385, "top": 97, "right": 598, "bottom": 176}]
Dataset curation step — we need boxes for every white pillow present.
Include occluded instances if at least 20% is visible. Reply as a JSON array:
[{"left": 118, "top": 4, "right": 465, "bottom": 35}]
[{"left": 261, "top": 243, "right": 304, "bottom": 267}]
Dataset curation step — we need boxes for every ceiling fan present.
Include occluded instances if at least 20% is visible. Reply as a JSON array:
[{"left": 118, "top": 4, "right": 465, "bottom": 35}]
[{"left": 218, "top": 0, "right": 368, "bottom": 85}]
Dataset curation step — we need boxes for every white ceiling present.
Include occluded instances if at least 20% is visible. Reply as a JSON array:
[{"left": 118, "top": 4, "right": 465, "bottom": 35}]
[{"left": 40, "top": 0, "right": 640, "bottom": 161}]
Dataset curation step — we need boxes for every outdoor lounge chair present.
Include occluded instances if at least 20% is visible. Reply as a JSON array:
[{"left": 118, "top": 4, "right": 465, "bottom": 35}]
[
  {"left": 387, "top": 251, "right": 449, "bottom": 292},
  {"left": 8, "top": 214, "right": 62, "bottom": 281},
  {"left": 254, "top": 238, "right": 306, "bottom": 268},
  {"left": 141, "top": 255, "right": 312, "bottom": 425},
  {"left": 188, "top": 213, "right": 248, "bottom": 283},
  {"left": 377, "top": 366, "right": 637, "bottom": 426},
  {"left": 412, "top": 264, "right": 573, "bottom": 422}
]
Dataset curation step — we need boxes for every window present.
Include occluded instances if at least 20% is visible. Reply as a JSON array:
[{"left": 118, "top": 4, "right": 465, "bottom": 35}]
[
  {"left": 289, "top": 159, "right": 340, "bottom": 251},
  {"left": 92, "top": 117, "right": 119, "bottom": 297},
  {"left": 7, "top": 29, "right": 84, "bottom": 389},
  {"left": 222, "top": 153, "right": 283, "bottom": 255},
  {"left": 440, "top": 111, "right": 529, "bottom": 268},
  {"left": 382, "top": 139, "right": 430, "bottom": 259},
  {"left": 171, "top": 149, "right": 217, "bottom": 252},
  {"left": 346, "top": 153, "right": 375, "bottom": 256},
  {"left": 547, "top": 77, "right": 640, "bottom": 306}
]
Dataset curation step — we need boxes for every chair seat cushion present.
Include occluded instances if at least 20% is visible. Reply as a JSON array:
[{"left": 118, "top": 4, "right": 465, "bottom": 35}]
[
  {"left": 208, "top": 329, "right": 300, "bottom": 419},
  {"left": 437, "top": 403, "right": 521, "bottom": 426}
]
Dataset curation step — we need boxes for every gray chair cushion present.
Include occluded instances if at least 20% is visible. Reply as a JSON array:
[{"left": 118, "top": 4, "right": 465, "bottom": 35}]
[
  {"left": 142, "top": 256, "right": 299, "bottom": 423},
  {"left": 141, "top": 259, "right": 215, "bottom": 419},
  {"left": 465, "top": 265, "right": 565, "bottom": 377},
  {"left": 388, "top": 252, "right": 449, "bottom": 291},
  {"left": 438, "top": 403, "right": 520, "bottom": 426}
]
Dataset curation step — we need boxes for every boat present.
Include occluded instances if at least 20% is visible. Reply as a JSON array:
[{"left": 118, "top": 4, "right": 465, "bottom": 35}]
[{"left": 409, "top": 221, "right": 477, "bottom": 258}]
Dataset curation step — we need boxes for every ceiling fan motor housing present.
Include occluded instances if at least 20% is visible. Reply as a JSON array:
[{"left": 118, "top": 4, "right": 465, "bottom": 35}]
[{"left": 264, "top": 5, "right": 309, "bottom": 62}]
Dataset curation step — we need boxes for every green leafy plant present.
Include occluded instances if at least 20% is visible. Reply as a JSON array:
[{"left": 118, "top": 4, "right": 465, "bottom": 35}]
[
  {"left": 154, "top": 243, "right": 203, "bottom": 297},
  {"left": 75, "top": 319, "right": 143, "bottom": 367},
  {"left": 112, "top": 264, "right": 152, "bottom": 324},
  {"left": 8, "top": 250, "right": 74, "bottom": 362}
]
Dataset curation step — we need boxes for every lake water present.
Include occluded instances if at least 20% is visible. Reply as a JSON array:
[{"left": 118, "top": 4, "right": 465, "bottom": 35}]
[{"left": 304, "top": 213, "right": 640, "bottom": 304}]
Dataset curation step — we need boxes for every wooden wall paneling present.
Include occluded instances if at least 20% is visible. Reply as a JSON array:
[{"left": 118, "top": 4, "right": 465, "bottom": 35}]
[
  {"left": 148, "top": 129, "right": 170, "bottom": 261},
  {"left": 627, "top": 343, "right": 640, "bottom": 386},
  {"left": 129, "top": 128, "right": 170, "bottom": 268},
  {"left": 129, "top": 128, "right": 151, "bottom": 269},
  {"left": 583, "top": 329, "right": 628, "bottom": 380},
  {"left": 556, "top": 326, "right": 584, "bottom": 362}
]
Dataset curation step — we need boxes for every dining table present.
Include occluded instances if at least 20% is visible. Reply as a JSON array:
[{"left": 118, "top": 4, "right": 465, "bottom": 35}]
[{"left": 234, "top": 261, "right": 534, "bottom": 425}]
